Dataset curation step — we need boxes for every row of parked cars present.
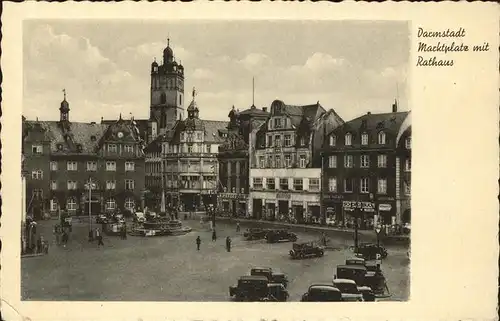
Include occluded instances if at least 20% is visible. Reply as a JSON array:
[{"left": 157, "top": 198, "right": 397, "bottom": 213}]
[{"left": 243, "top": 228, "right": 298, "bottom": 243}]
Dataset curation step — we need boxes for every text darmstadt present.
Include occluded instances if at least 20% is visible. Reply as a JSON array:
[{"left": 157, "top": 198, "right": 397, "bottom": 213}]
[{"left": 417, "top": 27, "right": 466, "bottom": 38}]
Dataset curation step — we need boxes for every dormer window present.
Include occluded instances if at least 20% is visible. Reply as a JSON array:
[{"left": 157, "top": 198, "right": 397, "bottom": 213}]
[
  {"left": 405, "top": 137, "right": 411, "bottom": 149},
  {"left": 361, "top": 133, "right": 369, "bottom": 145},
  {"left": 108, "top": 144, "right": 117, "bottom": 153},
  {"left": 273, "top": 118, "right": 282, "bottom": 129},
  {"left": 90, "top": 135, "right": 97, "bottom": 142},
  {"left": 329, "top": 135, "right": 336, "bottom": 147},
  {"left": 345, "top": 133, "right": 352, "bottom": 146},
  {"left": 77, "top": 144, "right": 83, "bottom": 152},
  {"left": 57, "top": 143, "right": 63, "bottom": 151},
  {"left": 378, "top": 131, "right": 386, "bottom": 145},
  {"left": 300, "top": 137, "right": 306, "bottom": 146}
]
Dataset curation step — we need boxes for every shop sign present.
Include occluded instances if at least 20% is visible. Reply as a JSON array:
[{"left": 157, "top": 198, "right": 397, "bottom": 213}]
[
  {"left": 276, "top": 192, "right": 291, "bottom": 200},
  {"left": 377, "top": 196, "right": 395, "bottom": 201},
  {"left": 201, "top": 190, "right": 217, "bottom": 195},
  {"left": 342, "top": 201, "right": 375, "bottom": 212},
  {"left": 378, "top": 204, "right": 392, "bottom": 211},
  {"left": 324, "top": 194, "right": 343, "bottom": 200},
  {"left": 218, "top": 193, "right": 247, "bottom": 200},
  {"left": 307, "top": 202, "right": 320, "bottom": 207},
  {"left": 326, "top": 207, "right": 335, "bottom": 213},
  {"left": 292, "top": 201, "right": 303, "bottom": 206}
]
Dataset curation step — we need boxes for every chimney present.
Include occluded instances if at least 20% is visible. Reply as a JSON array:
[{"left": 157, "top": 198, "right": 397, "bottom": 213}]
[
  {"left": 262, "top": 107, "right": 267, "bottom": 112},
  {"left": 392, "top": 99, "right": 398, "bottom": 113},
  {"left": 367, "top": 111, "right": 371, "bottom": 115}
]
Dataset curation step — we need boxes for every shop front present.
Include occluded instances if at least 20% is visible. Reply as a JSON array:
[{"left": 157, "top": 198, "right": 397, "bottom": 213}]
[
  {"left": 218, "top": 192, "right": 248, "bottom": 217},
  {"left": 342, "top": 199, "right": 376, "bottom": 230},
  {"left": 322, "top": 194, "right": 344, "bottom": 223}
]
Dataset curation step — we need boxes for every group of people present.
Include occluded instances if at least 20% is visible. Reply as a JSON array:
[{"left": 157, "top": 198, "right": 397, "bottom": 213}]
[
  {"left": 88, "top": 227, "right": 104, "bottom": 246},
  {"left": 196, "top": 223, "right": 241, "bottom": 252}
]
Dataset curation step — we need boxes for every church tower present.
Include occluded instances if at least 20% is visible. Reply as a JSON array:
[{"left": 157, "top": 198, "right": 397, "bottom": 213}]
[{"left": 150, "top": 38, "right": 185, "bottom": 134}]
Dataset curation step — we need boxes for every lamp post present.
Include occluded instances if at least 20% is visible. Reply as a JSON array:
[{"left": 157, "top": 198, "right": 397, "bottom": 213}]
[
  {"left": 375, "top": 225, "right": 382, "bottom": 248},
  {"left": 85, "top": 177, "right": 96, "bottom": 233}
]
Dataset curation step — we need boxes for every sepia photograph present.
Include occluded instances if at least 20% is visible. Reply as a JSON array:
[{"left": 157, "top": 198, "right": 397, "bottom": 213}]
[{"left": 20, "top": 19, "right": 410, "bottom": 302}]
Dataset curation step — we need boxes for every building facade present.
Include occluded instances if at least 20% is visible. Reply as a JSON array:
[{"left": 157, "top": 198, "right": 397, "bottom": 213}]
[
  {"left": 217, "top": 105, "right": 269, "bottom": 217},
  {"left": 22, "top": 94, "right": 146, "bottom": 219},
  {"left": 157, "top": 91, "right": 228, "bottom": 211},
  {"left": 396, "top": 113, "right": 411, "bottom": 225},
  {"left": 249, "top": 99, "right": 344, "bottom": 223},
  {"left": 321, "top": 102, "right": 410, "bottom": 230}
]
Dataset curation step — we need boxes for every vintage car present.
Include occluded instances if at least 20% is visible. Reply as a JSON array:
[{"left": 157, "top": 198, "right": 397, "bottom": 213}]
[
  {"left": 243, "top": 228, "right": 270, "bottom": 240},
  {"left": 345, "top": 257, "right": 366, "bottom": 266},
  {"left": 289, "top": 242, "right": 324, "bottom": 259},
  {"left": 355, "top": 243, "right": 388, "bottom": 260},
  {"left": 250, "top": 267, "right": 288, "bottom": 288},
  {"left": 134, "top": 212, "right": 146, "bottom": 223},
  {"left": 332, "top": 279, "right": 364, "bottom": 302},
  {"left": 301, "top": 284, "right": 342, "bottom": 302},
  {"left": 363, "top": 270, "right": 389, "bottom": 296},
  {"left": 265, "top": 230, "right": 298, "bottom": 243},
  {"left": 365, "top": 262, "right": 379, "bottom": 272},
  {"left": 264, "top": 283, "right": 289, "bottom": 302},
  {"left": 334, "top": 265, "right": 368, "bottom": 286},
  {"left": 357, "top": 286, "right": 376, "bottom": 301},
  {"left": 229, "top": 276, "right": 269, "bottom": 301}
]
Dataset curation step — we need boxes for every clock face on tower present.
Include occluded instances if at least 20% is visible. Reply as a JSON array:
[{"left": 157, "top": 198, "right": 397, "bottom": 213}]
[{"left": 117, "top": 132, "right": 124, "bottom": 138}]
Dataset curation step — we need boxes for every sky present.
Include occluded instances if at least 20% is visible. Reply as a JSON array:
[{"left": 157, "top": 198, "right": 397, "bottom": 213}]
[{"left": 23, "top": 20, "right": 409, "bottom": 123}]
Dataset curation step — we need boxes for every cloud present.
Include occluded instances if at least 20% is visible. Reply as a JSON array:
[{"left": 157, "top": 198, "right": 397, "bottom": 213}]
[
  {"left": 192, "top": 68, "right": 216, "bottom": 80},
  {"left": 238, "top": 53, "right": 272, "bottom": 69}
]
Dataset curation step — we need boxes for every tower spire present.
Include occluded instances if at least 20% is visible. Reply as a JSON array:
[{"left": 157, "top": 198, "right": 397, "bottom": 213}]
[
  {"left": 192, "top": 87, "right": 196, "bottom": 99},
  {"left": 63, "top": 88, "right": 66, "bottom": 100},
  {"left": 168, "top": 37, "right": 170, "bottom": 47}
]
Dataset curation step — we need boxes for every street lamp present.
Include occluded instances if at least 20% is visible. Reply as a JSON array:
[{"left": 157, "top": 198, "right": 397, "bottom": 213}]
[
  {"left": 85, "top": 177, "right": 97, "bottom": 233},
  {"left": 375, "top": 225, "right": 382, "bottom": 248}
]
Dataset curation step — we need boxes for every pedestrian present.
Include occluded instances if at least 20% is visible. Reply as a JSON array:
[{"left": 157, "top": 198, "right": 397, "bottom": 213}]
[
  {"left": 96, "top": 228, "right": 104, "bottom": 247},
  {"left": 212, "top": 229, "right": 217, "bottom": 241},
  {"left": 36, "top": 236, "right": 42, "bottom": 254},
  {"left": 236, "top": 222, "right": 240, "bottom": 232},
  {"left": 196, "top": 236, "right": 201, "bottom": 251},
  {"left": 88, "top": 229, "right": 94, "bottom": 242},
  {"left": 62, "top": 230, "right": 68, "bottom": 248},
  {"left": 226, "top": 236, "right": 232, "bottom": 252},
  {"left": 123, "top": 223, "right": 127, "bottom": 240}
]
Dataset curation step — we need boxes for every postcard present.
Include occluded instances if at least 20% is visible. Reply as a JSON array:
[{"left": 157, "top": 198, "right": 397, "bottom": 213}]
[{"left": 1, "top": 2, "right": 498, "bottom": 321}]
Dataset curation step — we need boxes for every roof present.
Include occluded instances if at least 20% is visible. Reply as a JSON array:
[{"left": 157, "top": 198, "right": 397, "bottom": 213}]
[
  {"left": 337, "top": 265, "right": 367, "bottom": 270},
  {"left": 239, "top": 275, "right": 269, "bottom": 281},
  {"left": 239, "top": 105, "right": 269, "bottom": 116},
  {"left": 309, "top": 285, "right": 341, "bottom": 292},
  {"left": 24, "top": 120, "right": 108, "bottom": 154},
  {"left": 270, "top": 100, "right": 327, "bottom": 128},
  {"left": 333, "top": 279, "right": 357, "bottom": 284},
  {"left": 203, "top": 120, "right": 229, "bottom": 143}
]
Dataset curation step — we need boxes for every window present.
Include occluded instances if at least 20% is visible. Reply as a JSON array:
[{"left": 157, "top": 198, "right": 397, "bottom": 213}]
[
  {"left": 309, "top": 178, "right": 320, "bottom": 191},
  {"left": 180, "top": 133, "right": 185, "bottom": 141},
  {"left": 267, "top": 178, "right": 276, "bottom": 190},
  {"left": 206, "top": 144, "right": 211, "bottom": 153},
  {"left": 360, "top": 155, "right": 370, "bottom": 168},
  {"left": 279, "top": 178, "right": 289, "bottom": 190},
  {"left": 328, "top": 177, "right": 337, "bottom": 192},
  {"left": 125, "top": 162, "right": 135, "bottom": 171},
  {"left": 33, "top": 189, "right": 43, "bottom": 200},
  {"left": 275, "top": 156, "right": 282, "bottom": 168},
  {"left": 32, "top": 145, "right": 43, "bottom": 154},
  {"left": 360, "top": 177, "right": 370, "bottom": 193},
  {"left": 196, "top": 132, "right": 202, "bottom": 140},
  {"left": 67, "top": 161, "right": 77, "bottom": 171},
  {"left": 293, "top": 179, "right": 303, "bottom": 191},
  {"left": 378, "top": 154, "right": 387, "bottom": 168},
  {"left": 67, "top": 180, "right": 77, "bottom": 190},
  {"left": 274, "top": 118, "right": 282, "bottom": 129},
  {"left": 259, "top": 156, "right": 265, "bottom": 168},
  {"left": 275, "top": 135, "right": 282, "bottom": 147},
  {"left": 344, "top": 155, "right": 353, "bottom": 168},
  {"left": 50, "top": 199, "right": 58, "bottom": 211},
  {"left": 106, "top": 198, "right": 116, "bottom": 210},
  {"left": 299, "top": 155, "right": 307, "bottom": 168},
  {"left": 405, "top": 158, "right": 411, "bottom": 172},
  {"left": 284, "top": 155, "right": 291, "bottom": 168},
  {"left": 405, "top": 137, "right": 411, "bottom": 149},
  {"left": 87, "top": 161, "right": 97, "bottom": 171},
  {"left": 50, "top": 181, "right": 57, "bottom": 190},
  {"left": 67, "top": 197, "right": 77, "bottom": 211},
  {"left": 344, "top": 178, "right": 353, "bottom": 192},
  {"left": 377, "top": 178, "right": 387, "bottom": 194},
  {"left": 50, "top": 161, "right": 58, "bottom": 171},
  {"left": 329, "top": 135, "right": 336, "bottom": 146},
  {"left": 125, "top": 179, "right": 135, "bottom": 190},
  {"left": 345, "top": 133, "right": 352, "bottom": 146},
  {"left": 300, "top": 137, "right": 306, "bottom": 146},
  {"left": 328, "top": 155, "right": 337, "bottom": 168},
  {"left": 284, "top": 135, "right": 291, "bottom": 147},
  {"left": 108, "top": 144, "right": 117, "bottom": 152},
  {"left": 253, "top": 178, "right": 263, "bottom": 189},
  {"left": 31, "top": 170, "right": 43, "bottom": 179},
  {"left": 106, "top": 161, "right": 116, "bottom": 171},
  {"left": 267, "top": 156, "right": 273, "bottom": 168},
  {"left": 405, "top": 181, "right": 411, "bottom": 195},
  {"left": 187, "top": 144, "right": 193, "bottom": 153},
  {"left": 106, "top": 180, "right": 116, "bottom": 190},
  {"left": 267, "top": 135, "right": 273, "bottom": 147},
  {"left": 361, "top": 133, "right": 369, "bottom": 145},
  {"left": 125, "top": 198, "right": 135, "bottom": 210},
  {"left": 378, "top": 131, "right": 386, "bottom": 145},
  {"left": 124, "top": 145, "right": 134, "bottom": 153}
]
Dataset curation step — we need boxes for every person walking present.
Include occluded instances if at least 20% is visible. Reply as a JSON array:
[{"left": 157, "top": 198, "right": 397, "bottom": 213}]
[
  {"left": 96, "top": 228, "right": 104, "bottom": 247},
  {"left": 196, "top": 236, "right": 201, "bottom": 251},
  {"left": 226, "top": 236, "right": 232, "bottom": 252},
  {"left": 212, "top": 229, "right": 217, "bottom": 242},
  {"left": 123, "top": 223, "right": 127, "bottom": 240},
  {"left": 88, "top": 228, "right": 94, "bottom": 242},
  {"left": 62, "top": 230, "right": 68, "bottom": 248},
  {"left": 236, "top": 222, "right": 240, "bottom": 233}
]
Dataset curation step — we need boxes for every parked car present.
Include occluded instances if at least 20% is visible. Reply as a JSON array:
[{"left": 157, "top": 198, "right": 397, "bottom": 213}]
[
  {"left": 345, "top": 257, "right": 366, "bottom": 266},
  {"left": 289, "top": 242, "right": 324, "bottom": 259},
  {"left": 134, "top": 212, "right": 146, "bottom": 223},
  {"left": 355, "top": 243, "right": 388, "bottom": 260},
  {"left": 265, "top": 230, "right": 297, "bottom": 243},
  {"left": 264, "top": 283, "right": 289, "bottom": 302},
  {"left": 250, "top": 267, "right": 288, "bottom": 288},
  {"left": 334, "top": 265, "right": 368, "bottom": 286},
  {"left": 243, "top": 228, "right": 269, "bottom": 240},
  {"left": 333, "top": 279, "right": 364, "bottom": 302},
  {"left": 357, "top": 286, "right": 376, "bottom": 301},
  {"left": 301, "top": 284, "right": 342, "bottom": 302},
  {"left": 229, "top": 276, "right": 270, "bottom": 301},
  {"left": 363, "top": 270, "right": 389, "bottom": 296}
]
